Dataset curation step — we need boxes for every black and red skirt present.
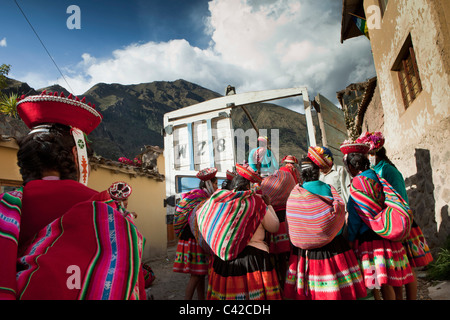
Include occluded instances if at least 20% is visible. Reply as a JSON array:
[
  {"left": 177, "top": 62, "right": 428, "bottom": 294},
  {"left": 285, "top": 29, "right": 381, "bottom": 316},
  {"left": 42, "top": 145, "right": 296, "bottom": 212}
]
[
  {"left": 353, "top": 229, "right": 414, "bottom": 288},
  {"left": 207, "top": 246, "right": 282, "bottom": 300},
  {"left": 284, "top": 234, "right": 367, "bottom": 300},
  {"left": 173, "top": 227, "right": 209, "bottom": 275}
]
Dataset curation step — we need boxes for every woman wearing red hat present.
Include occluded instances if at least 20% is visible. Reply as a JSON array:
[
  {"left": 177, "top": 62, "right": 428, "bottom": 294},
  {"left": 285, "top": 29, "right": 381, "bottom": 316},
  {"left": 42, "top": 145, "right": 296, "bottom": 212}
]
[
  {"left": 342, "top": 140, "right": 414, "bottom": 300},
  {"left": 197, "top": 163, "right": 282, "bottom": 300},
  {"left": 0, "top": 92, "right": 146, "bottom": 300},
  {"left": 356, "top": 132, "right": 433, "bottom": 300},
  {"left": 172, "top": 167, "right": 218, "bottom": 300},
  {"left": 284, "top": 147, "right": 366, "bottom": 300},
  {"left": 107, "top": 181, "right": 155, "bottom": 292},
  {"left": 260, "top": 168, "right": 296, "bottom": 288},
  {"left": 108, "top": 181, "right": 137, "bottom": 219},
  {"left": 279, "top": 154, "right": 301, "bottom": 184}
]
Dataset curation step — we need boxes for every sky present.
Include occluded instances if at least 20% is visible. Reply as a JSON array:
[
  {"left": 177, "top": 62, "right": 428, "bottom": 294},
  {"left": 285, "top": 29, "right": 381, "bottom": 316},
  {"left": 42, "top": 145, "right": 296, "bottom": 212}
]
[{"left": 0, "top": 0, "right": 376, "bottom": 109}]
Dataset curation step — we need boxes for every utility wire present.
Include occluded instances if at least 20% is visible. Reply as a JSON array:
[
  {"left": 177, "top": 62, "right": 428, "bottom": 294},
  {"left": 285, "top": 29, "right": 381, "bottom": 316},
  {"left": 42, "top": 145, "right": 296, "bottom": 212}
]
[{"left": 14, "top": 0, "right": 75, "bottom": 93}]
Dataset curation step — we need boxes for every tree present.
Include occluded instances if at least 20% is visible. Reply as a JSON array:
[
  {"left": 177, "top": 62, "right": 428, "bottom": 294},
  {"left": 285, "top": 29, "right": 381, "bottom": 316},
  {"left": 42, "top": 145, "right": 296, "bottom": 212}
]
[
  {"left": 0, "top": 63, "right": 18, "bottom": 118},
  {"left": 0, "top": 63, "right": 11, "bottom": 90},
  {"left": 0, "top": 92, "right": 18, "bottom": 118}
]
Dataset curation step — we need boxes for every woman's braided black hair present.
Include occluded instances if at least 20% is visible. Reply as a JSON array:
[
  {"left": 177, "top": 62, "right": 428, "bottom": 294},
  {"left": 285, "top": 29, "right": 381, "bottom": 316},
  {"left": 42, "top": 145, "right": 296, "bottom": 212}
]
[
  {"left": 300, "top": 156, "right": 320, "bottom": 183},
  {"left": 17, "top": 123, "right": 92, "bottom": 185}
]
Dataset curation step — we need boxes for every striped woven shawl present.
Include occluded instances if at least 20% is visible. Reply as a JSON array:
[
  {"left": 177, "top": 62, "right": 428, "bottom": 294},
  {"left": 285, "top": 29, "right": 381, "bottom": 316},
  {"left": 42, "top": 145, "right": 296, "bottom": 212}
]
[
  {"left": 173, "top": 188, "right": 209, "bottom": 238},
  {"left": 349, "top": 172, "right": 412, "bottom": 241},
  {"left": 261, "top": 169, "right": 296, "bottom": 210},
  {"left": 196, "top": 189, "right": 266, "bottom": 261},
  {"left": 0, "top": 188, "right": 145, "bottom": 300},
  {"left": 286, "top": 184, "right": 345, "bottom": 249}
]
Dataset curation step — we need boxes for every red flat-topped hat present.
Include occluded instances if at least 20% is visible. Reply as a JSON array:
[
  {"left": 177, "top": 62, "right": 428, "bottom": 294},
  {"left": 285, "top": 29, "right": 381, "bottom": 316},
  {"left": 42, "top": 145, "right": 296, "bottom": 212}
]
[
  {"left": 226, "top": 170, "right": 236, "bottom": 181},
  {"left": 17, "top": 90, "right": 102, "bottom": 134},
  {"left": 235, "top": 163, "right": 262, "bottom": 184},
  {"left": 282, "top": 155, "right": 298, "bottom": 164},
  {"left": 340, "top": 140, "right": 371, "bottom": 155},
  {"left": 196, "top": 167, "right": 218, "bottom": 181},
  {"left": 16, "top": 91, "right": 102, "bottom": 186}
]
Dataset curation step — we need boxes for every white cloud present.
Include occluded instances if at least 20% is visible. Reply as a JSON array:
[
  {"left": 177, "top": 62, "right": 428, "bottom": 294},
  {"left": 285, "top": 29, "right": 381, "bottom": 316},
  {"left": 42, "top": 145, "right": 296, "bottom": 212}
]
[
  {"left": 0, "top": 37, "right": 6, "bottom": 47},
  {"left": 51, "top": 0, "right": 375, "bottom": 107}
]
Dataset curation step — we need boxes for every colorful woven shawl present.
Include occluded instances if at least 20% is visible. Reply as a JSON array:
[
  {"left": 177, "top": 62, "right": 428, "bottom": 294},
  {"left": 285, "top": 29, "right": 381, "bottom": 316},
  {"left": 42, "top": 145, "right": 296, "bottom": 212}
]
[
  {"left": 349, "top": 173, "right": 412, "bottom": 241},
  {"left": 196, "top": 189, "right": 266, "bottom": 261},
  {"left": 0, "top": 189, "right": 22, "bottom": 299},
  {"left": 279, "top": 164, "right": 301, "bottom": 184},
  {"left": 188, "top": 198, "right": 211, "bottom": 252},
  {"left": 173, "top": 188, "right": 209, "bottom": 238},
  {"left": 0, "top": 188, "right": 145, "bottom": 300},
  {"left": 261, "top": 169, "right": 296, "bottom": 210},
  {"left": 286, "top": 184, "right": 345, "bottom": 249}
]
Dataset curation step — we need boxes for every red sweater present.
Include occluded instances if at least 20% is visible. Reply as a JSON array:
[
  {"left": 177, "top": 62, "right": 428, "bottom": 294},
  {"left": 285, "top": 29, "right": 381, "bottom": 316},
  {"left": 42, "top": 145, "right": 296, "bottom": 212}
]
[{"left": 19, "top": 179, "right": 98, "bottom": 247}]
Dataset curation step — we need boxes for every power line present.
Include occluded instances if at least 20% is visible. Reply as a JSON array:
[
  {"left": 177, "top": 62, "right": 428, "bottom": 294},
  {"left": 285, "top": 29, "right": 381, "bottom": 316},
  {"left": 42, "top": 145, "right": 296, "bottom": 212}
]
[{"left": 14, "top": 0, "right": 75, "bottom": 93}]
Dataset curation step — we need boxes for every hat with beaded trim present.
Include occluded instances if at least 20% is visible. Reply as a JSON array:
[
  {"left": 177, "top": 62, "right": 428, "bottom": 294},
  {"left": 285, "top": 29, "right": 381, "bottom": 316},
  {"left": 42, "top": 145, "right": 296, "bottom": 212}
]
[
  {"left": 17, "top": 90, "right": 102, "bottom": 135},
  {"left": 196, "top": 167, "right": 218, "bottom": 181},
  {"left": 339, "top": 140, "right": 371, "bottom": 155},
  {"left": 197, "top": 167, "right": 218, "bottom": 196},
  {"left": 16, "top": 91, "right": 103, "bottom": 186}
]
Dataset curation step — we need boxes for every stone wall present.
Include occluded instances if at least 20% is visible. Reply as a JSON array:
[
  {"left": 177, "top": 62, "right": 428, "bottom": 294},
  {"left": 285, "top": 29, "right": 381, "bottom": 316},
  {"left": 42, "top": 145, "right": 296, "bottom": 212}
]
[
  {"left": 392, "top": 117, "right": 450, "bottom": 255},
  {"left": 362, "top": 0, "right": 450, "bottom": 254},
  {"left": 361, "top": 84, "right": 384, "bottom": 134}
]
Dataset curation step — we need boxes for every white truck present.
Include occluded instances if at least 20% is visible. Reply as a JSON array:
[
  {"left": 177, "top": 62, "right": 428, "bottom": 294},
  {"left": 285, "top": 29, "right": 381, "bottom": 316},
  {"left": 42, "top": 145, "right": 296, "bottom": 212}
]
[{"left": 162, "top": 86, "right": 347, "bottom": 231}]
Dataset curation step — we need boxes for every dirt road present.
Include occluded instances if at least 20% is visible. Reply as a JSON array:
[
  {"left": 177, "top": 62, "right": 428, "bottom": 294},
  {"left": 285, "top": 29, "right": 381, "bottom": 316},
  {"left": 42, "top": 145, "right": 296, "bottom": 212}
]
[{"left": 145, "top": 245, "right": 190, "bottom": 300}]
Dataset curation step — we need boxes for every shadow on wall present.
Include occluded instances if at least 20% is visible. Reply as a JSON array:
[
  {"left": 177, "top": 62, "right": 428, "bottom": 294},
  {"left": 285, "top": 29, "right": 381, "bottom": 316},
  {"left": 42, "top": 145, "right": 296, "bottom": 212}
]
[{"left": 405, "top": 148, "right": 450, "bottom": 255}]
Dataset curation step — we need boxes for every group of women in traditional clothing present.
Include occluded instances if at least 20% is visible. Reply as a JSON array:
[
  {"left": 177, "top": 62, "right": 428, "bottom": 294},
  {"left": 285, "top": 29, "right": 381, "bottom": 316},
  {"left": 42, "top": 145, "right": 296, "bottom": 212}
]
[{"left": 172, "top": 131, "right": 433, "bottom": 300}]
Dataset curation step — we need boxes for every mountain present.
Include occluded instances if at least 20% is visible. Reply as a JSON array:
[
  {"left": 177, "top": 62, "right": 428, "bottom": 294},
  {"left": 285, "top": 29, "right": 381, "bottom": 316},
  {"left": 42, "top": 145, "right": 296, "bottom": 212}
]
[
  {"left": 230, "top": 102, "right": 321, "bottom": 161},
  {"left": 1, "top": 78, "right": 320, "bottom": 162}
]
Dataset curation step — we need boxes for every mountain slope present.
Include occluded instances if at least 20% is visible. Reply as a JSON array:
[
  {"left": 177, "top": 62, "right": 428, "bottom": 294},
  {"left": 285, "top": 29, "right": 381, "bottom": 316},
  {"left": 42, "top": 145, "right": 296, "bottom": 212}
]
[
  {"left": 2, "top": 78, "right": 320, "bottom": 162},
  {"left": 80, "top": 79, "right": 222, "bottom": 159}
]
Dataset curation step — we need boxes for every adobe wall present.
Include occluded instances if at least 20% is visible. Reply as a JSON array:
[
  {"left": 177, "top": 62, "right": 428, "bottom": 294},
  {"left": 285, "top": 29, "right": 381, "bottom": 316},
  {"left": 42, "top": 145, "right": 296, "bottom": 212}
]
[
  {"left": 361, "top": 83, "right": 384, "bottom": 133},
  {"left": 363, "top": 0, "right": 450, "bottom": 253}
]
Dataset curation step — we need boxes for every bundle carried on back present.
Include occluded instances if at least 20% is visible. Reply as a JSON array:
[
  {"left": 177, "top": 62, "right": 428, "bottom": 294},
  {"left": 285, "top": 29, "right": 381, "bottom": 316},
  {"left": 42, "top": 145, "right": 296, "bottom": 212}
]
[
  {"left": 196, "top": 189, "right": 266, "bottom": 261},
  {"left": 173, "top": 189, "right": 209, "bottom": 238},
  {"left": 286, "top": 184, "right": 345, "bottom": 249},
  {"left": 350, "top": 173, "right": 412, "bottom": 241},
  {"left": 260, "top": 169, "right": 296, "bottom": 211}
]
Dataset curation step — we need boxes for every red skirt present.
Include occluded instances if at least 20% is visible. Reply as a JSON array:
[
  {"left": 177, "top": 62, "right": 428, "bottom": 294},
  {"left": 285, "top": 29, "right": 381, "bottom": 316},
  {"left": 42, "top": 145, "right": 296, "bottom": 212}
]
[
  {"left": 207, "top": 246, "right": 282, "bottom": 300},
  {"left": 402, "top": 221, "right": 433, "bottom": 268},
  {"left": 284, "top": 234, "right": 367, "bottom": 300},
  {"left": 142, "top": 263, "right": 156, "bottom": 288},
  {"left": 354, "top": 229, "right": 414, "bottom": 288},
  {"left": 173, "top": 227, "right": 209, "bottom": 276}
]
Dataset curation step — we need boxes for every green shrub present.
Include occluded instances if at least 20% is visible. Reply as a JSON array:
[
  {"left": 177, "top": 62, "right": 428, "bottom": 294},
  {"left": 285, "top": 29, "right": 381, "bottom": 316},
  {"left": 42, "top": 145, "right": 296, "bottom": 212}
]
[{"left": 427, "top": 236, "right": 450, "bottom": 281}]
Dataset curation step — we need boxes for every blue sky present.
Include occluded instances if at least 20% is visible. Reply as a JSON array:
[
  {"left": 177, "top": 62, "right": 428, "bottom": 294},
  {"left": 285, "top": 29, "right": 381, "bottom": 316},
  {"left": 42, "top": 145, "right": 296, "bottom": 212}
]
[{"left": 1, "top": 0, "right": 376, "bottom": 107}]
